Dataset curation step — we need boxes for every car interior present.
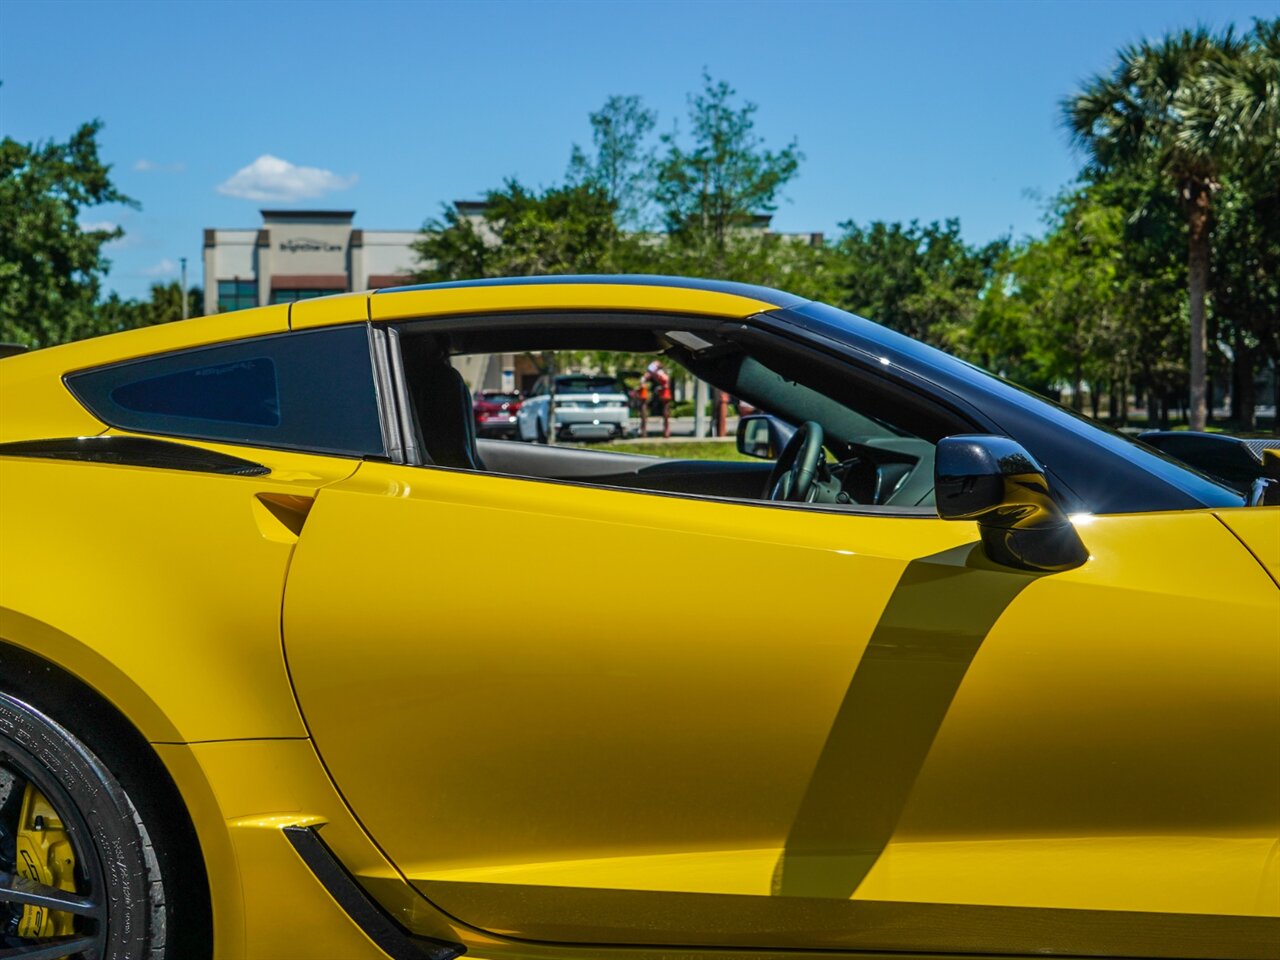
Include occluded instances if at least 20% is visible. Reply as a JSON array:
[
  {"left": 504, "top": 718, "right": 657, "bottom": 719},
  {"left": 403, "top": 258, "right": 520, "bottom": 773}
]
[{"left": 392, "top": 312, "right": 977, "bottom": 512}]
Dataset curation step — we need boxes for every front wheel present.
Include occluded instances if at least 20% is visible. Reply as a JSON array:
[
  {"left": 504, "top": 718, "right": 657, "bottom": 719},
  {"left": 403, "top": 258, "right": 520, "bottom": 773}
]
[{"left": 1, "top": 692, "right": 168, "bottom": 959}]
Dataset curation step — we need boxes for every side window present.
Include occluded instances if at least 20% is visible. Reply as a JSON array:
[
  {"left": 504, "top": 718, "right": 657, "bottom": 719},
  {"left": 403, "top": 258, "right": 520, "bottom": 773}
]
[{"left": 67, "top": 325, "right": 386, "bottom": 457}]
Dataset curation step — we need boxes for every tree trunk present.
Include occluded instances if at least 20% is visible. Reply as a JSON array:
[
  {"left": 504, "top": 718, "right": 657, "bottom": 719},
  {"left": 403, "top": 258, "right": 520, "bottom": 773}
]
[
  {"left": 1186, "top": 181, "right": 1212, "bottom": 431},
  {"left": 1233, "top": 333, "right": 1256, "bottom": 431},
  {"left": 1274, "top": 364, "right": 1279, "bottom": 436}
]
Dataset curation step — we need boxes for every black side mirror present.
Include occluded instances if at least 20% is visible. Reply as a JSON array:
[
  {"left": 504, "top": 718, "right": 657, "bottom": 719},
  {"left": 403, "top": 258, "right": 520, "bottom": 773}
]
[
  {"left": 935, "top": 435, "right": 1088, "bottom": 572},
  {"left": 736, "top": 414, "right": 797, "bottom": 460}
]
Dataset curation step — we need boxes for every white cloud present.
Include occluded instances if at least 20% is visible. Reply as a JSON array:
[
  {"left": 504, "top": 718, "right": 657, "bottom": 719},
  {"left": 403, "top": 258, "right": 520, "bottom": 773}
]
[
  {"left": 140, "top": 258, "right": 178, "bottom": 277},
  {"left": 216, "top": 154, "right": 356, "bottom": 202},
  {"left": 134, "top": 159, "right": 185, "bottom": 173}
]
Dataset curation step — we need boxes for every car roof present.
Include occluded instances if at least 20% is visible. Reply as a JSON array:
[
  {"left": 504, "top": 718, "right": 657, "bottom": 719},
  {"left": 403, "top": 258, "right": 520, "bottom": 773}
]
[
  {"left": 3, "top": 276, "right": 803, "bottom": 378},
  {"left": 374, "top": 275, "right": 805, "bottom": 308},
  {"left": 352, "top": 275, "right": 804, "bottom": 327}
]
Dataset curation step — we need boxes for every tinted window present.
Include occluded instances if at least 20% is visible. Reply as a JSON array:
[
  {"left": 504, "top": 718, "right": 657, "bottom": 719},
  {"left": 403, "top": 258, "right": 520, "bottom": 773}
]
[
  {"left": 217, "top": 279, "right": 258, "bottom": 312},
  {"left": 68, "top": 325, "right": 386, "bottom": 457},
  {"left": 110, "top": 356, "right": 280, "bottom": 426},
  {"left": 270, "top": 288, "right": 339, "bottom": 305},
  {"left": 556, "top": 376, "right": 623, "bottom": 394}
]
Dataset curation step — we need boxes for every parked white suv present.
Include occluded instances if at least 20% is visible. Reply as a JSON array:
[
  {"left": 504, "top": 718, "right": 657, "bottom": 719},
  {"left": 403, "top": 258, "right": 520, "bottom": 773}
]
[{"left": 516, "top": 374, "right": 630, "bottom": 442}]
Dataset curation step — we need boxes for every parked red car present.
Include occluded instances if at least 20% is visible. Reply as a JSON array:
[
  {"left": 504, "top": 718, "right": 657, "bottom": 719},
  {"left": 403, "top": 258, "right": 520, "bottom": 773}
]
[{"left": 473, "top": 390, "right": 523, "bottom": 438}]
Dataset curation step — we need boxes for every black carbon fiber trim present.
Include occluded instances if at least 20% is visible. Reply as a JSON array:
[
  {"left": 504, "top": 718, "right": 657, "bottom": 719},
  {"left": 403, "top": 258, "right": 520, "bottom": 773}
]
[
  {"left": 1138, "top": 431, "right": 1276, "bottom": 493},
  {"left": 1242, "top": 437, "right": 1280, "bottom": 464},
  {"left": 0, "top": 436, "right": 270, "bottom": 476},
  {"left": 283, "top": 825, "right": 464, "bottom": 960}
]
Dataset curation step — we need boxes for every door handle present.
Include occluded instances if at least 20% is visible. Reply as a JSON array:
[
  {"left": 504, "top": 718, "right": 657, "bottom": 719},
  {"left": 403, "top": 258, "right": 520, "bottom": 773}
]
[{"left": 252, "top": 493, "right": 315, "bottom": 543}]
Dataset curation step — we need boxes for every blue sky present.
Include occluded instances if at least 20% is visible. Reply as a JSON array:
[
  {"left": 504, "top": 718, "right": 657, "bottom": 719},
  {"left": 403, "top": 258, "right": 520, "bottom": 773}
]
[{"left": 3, "top": 0, "right": 1277, "bottom": 300}]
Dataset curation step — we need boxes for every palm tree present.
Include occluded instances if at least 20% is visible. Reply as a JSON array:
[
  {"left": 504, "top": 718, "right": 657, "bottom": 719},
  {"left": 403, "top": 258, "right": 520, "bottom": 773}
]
[
  {"left": 1188, "top": 20, "right": 1280, "bottom": 185},
  {"left": 1064, "top": 28, "right": 1247, "bottom": 431}
]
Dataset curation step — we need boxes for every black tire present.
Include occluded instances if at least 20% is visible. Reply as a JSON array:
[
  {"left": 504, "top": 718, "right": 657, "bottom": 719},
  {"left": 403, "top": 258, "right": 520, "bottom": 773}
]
[{"left": 1, "top": 691, "right": 167, "bottom": 960}]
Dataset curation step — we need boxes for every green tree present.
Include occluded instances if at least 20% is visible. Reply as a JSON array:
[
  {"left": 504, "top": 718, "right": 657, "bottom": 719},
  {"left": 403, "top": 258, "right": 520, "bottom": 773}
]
[
  {"left": 92, "top": 293, "right": 147, "bottom": 336},
  {"left": 1186, "top": 19, "right": 1280, "bottom": 187},
  {"left": 1064, "top": 26, "right": 1261, "bottom": 430},
  {"left": 91, "top": 281, "right": 204, "bottom": 338},
  {"left": 0, "top": 120, "right": 136, "bottom": 347},
  {"left": 567, "top": 95, "right": 657, "bottom": 230},
  {"left": 1010, "top": 190, "right": 1129, "bottom": 412},
  {"left": 978, "top": 178, "right": 1191, "bottom": 424},
  {"left": 141, "top": 280, "right": 203, "bottom": 325},
  {"left": 413, "top": 180, "right": 625, "bottom": 282},
  {"left": 1213, "top": 180, "right": 1280, "bottom": 430},
  {"left": 1199, "top": 20, "right": 1280, "bottom": 430},
  {"left": 966, "top": 245, "right": 1038, "bottom": 385},
  {"left": 654, "top": 73, "right": 802, "bottom": 273},
  {"left": 828, "top": 219, "right": 1003, "bottom": 352}
]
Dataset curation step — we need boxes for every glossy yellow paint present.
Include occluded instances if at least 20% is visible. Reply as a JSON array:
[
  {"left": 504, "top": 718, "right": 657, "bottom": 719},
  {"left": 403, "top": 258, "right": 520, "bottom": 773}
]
[
  {"left": 289, "top": 290, "right": 369, "bottom": 329},
  {"left": 0, "top": 437, "right": 357, "bottom": 742},
  {"left": 0, "top": 305, "right": 289, "bottom": 444},
  {"left": 152, "top": 737, "right": 444, "bottom": 960},
  {"left": 359, "top": 281, "right": 779, "bottom": 326},
  {"left": 283, "top": 461, "right": 1279, "bottom": 955},
  {"left": 1216, "top": 506, "right": 1280, "bottom": 585},
  {"left": 0, "top": 353, "right": 105, "bottom": 443}
]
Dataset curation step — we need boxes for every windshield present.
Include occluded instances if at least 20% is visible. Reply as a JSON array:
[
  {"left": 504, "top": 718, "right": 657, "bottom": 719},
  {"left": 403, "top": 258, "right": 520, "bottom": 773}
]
[
  {"left": 555, "top": 376, "right": 624, "bottom": 395},
  {"left": 782, "top": 300, "right": 1245, "bottom": 511},
  {"left": 732, "top": 355, "right": 908, "bottom": 444}
]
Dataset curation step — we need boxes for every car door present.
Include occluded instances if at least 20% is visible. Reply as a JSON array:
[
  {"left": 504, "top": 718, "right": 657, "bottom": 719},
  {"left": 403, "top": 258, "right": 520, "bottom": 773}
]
[{"left": 280, "top": 459, "right": 1279, "bottom": 955}]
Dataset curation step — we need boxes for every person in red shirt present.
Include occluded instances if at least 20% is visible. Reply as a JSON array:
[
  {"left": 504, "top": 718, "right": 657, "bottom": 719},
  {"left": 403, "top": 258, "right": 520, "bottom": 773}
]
[{"left": 642, "top": 360, "right": 673, "bottom": 438}]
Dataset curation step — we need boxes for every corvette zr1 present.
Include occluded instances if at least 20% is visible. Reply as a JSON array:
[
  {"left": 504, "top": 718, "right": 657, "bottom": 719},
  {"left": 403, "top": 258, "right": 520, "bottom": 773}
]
[{"left": 0, "top": 276, "right": 1277, "bottom": 960}]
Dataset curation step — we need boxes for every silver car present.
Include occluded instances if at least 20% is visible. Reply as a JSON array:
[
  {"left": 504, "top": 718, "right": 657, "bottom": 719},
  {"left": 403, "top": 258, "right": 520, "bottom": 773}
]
[{"left": 516, "top": 373, "right": 630, "bottom": 442}]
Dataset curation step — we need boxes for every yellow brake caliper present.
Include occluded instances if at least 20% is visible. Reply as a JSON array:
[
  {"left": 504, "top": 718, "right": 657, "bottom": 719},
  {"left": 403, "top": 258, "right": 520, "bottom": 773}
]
[{"left": 15, "top": 783, "right": 78, "bottom": 937}]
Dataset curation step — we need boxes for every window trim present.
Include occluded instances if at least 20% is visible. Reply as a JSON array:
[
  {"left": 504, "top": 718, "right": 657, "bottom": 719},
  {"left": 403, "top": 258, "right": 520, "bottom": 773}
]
[
  {"left": 368, "top": 326, "right": 406, "bottom": 465},
  {"left": 384, "top": 325, "right": 421, "bottom": 465},
  {"left": 64, "top": 324, "right": 388, "bottom": 461},
  {"left": 385, "top": 310, "right": 975, "bottom": 520}
]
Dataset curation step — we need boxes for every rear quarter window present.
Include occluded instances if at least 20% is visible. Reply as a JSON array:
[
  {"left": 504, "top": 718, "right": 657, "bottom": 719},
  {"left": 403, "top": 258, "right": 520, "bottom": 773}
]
[{"left": 67, "top": 325, "right": 385, "bottom": 457}]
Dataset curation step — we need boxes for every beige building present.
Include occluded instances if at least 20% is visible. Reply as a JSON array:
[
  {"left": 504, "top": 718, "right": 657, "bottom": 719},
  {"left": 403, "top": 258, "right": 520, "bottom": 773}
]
[
  {"left": 203, "top": 206, "right": 824, "bottom": 316},
  {"left": 202, "top": 207, "right": 824, "bottom": 393},
  {"left": 202, "top": 209, "right": 422, "bottom": 315}
]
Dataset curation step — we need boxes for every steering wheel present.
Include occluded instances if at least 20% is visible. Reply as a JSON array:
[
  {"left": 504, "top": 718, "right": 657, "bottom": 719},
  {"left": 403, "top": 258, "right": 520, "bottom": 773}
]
[{"left": 767, "top": 420, "right": 826, "bottom": 502}]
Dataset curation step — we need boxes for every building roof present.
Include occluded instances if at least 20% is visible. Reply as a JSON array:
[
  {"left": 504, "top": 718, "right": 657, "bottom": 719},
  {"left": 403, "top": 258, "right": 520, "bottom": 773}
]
[{"left": 259, "top": 210, "right": 355, "bottom": 223}]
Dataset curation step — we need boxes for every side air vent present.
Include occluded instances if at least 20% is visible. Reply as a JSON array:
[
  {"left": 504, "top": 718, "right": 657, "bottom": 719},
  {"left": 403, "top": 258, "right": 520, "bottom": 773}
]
[
  {"left": 283, "top": 825, "right": 465, "bottom": 959},
  {"left": 0, "top": 436, "right": 270, "bottom": 476}
]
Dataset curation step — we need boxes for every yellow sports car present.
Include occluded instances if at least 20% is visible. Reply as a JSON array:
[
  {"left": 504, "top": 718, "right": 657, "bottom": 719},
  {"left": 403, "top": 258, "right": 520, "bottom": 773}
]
[{"left": 1, "top": 276, "right": 1277, "bottom": 960}]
